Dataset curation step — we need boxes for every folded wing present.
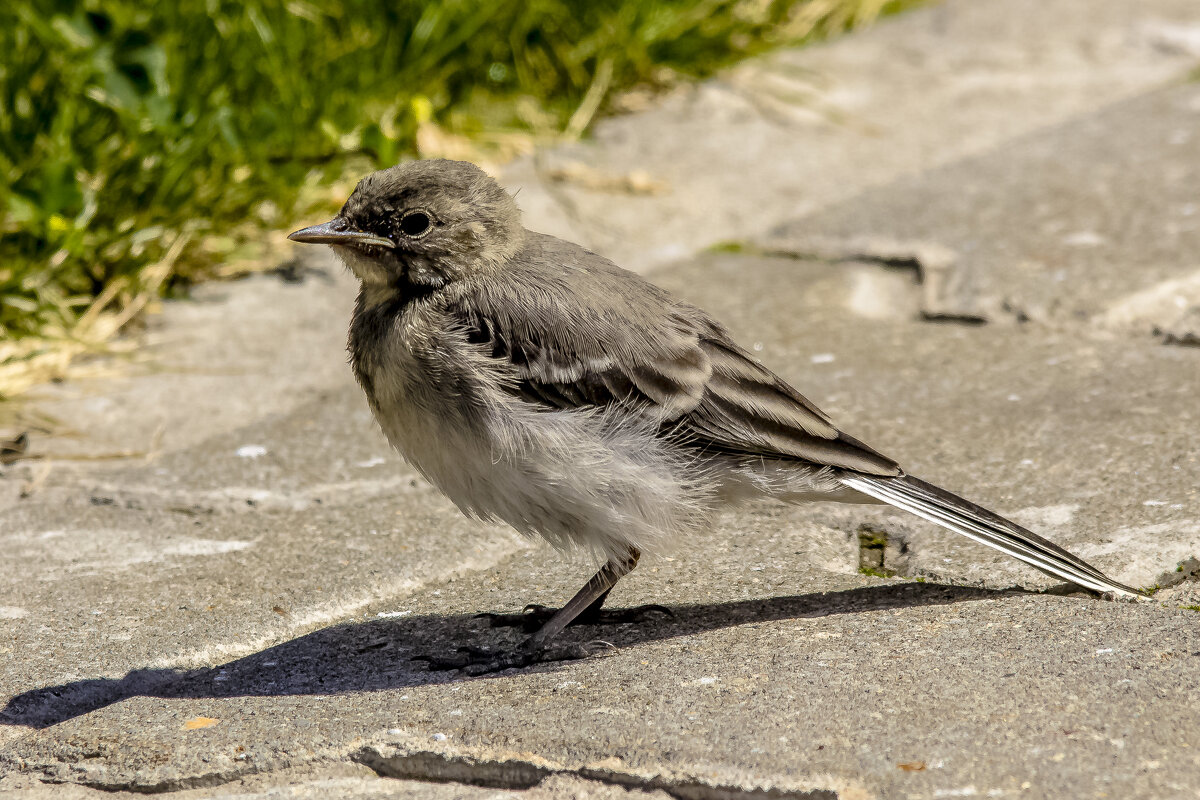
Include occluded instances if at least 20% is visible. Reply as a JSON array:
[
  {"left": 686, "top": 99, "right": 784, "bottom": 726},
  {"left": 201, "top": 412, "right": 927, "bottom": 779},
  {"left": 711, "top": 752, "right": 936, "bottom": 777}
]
[{"left": 447, "top": 276, "right": 900, "bottom": 477}]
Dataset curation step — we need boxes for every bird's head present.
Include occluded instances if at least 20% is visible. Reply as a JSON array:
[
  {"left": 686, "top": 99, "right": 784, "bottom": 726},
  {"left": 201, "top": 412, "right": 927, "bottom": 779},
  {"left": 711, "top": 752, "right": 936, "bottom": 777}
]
[{"left": 288, "top": 159, "right": 523, "bottom": 291}]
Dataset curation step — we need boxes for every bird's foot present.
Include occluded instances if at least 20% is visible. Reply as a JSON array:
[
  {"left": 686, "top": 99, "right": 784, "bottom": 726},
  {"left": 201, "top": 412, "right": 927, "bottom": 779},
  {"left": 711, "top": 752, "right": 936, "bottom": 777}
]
[
  {"left": 414, "top": 640, "right": 614, "bottom": 675},
  {"left": 476, "top": 603, "right": 673, "bottom": 632}
]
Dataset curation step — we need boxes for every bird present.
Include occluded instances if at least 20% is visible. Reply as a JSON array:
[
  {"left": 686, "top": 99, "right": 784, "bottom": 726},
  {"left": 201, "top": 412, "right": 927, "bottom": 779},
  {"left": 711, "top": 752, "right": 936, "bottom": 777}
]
[{"left": 288, "top": 159, "right": 1141, "bottom": 673}]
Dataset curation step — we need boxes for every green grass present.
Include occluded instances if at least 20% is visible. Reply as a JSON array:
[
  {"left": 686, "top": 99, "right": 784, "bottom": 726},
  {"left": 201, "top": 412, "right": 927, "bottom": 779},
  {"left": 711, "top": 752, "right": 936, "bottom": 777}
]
[{"left": 0, "top": 0, "right": 910, "bottom": 394}]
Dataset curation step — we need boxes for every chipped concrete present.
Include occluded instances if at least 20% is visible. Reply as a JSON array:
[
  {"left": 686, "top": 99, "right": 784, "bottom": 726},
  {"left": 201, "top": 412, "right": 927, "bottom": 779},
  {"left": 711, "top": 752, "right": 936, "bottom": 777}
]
[
  {"left": 1101, "top": 271, "right": 1200, "bottom": 345},
  {"left": 0, "top": 763, "right": 677, "bottom": 799},
  {"left": 746, "top": 234, "right": 984, "bottom": 324},
  {"left": 4, "top": 0, "right": 1200, "bottom": 797}
]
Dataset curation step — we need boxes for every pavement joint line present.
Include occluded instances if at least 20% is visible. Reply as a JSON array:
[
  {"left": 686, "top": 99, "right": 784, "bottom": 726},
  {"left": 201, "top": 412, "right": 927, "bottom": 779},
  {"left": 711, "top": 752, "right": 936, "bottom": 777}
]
[
  {"left": 26, "top": 753, "right": 302, "bottom": 795},
  {"left": 352, "top": 738, "right": 848, "bottom": 800},
  {"left": 702, "top": 234, "right": 986, "bottom": 327},
  {"left": 679, "top": 209, "right": 1200, "bottom": 353},
  {"left": 689, "top": 218, "right": 1200, "bottom": 350},
  {"left": 7, "top": 735, "right": 853, "bottom": 798}
]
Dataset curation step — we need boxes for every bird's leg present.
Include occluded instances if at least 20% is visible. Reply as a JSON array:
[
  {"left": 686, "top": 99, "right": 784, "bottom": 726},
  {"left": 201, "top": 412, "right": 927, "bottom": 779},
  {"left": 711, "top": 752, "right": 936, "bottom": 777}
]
[
  {"left": 523, "top": 547, "right": 639, "bottom": 650},
  {"left": 417, "top": 547, "right": 660, "bottom": 674},
  {"left": 476, "top": 548, "right": 672, "bottom": 632}
]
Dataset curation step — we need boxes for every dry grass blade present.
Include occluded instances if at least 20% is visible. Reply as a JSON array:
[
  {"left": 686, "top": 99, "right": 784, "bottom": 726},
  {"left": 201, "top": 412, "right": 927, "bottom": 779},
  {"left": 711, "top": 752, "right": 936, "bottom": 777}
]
[{"left": 0, "top": 233, "right": 189, "bottom": 400}]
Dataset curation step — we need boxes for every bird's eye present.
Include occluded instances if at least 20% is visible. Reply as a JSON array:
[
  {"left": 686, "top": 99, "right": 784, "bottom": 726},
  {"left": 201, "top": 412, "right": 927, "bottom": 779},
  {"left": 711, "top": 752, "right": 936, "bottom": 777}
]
[{"left": 399, "top": 211, "right": 432, "bottom": 238}]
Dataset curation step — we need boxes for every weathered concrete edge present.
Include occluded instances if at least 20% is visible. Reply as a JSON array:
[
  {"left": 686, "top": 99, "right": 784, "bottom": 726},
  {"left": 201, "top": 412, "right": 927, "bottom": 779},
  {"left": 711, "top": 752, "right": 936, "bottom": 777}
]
[{"left": 5, "top": 731, "right": 864, "bottom": 799}]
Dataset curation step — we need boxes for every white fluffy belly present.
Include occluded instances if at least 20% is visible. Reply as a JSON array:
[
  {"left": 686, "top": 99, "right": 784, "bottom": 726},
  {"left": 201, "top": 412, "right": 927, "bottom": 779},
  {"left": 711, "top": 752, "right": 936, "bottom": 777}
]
[{"left": 371, "top": 386, "right": 716, "bottom": 560}]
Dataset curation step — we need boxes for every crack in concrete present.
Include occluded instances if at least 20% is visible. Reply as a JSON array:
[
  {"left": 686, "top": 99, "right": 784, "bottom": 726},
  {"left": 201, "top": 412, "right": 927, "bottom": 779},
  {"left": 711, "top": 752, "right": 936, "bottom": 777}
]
[
  {"left": 1153, "top": 556, "right": 1200, "bottom": 591},
  {"left": 1098, "top": 271, "right": 1200, "bottom": 348},
  {"left": 852, "top": 522, "right": 927, "bottom": 585},
  {"left": 8, "top": 739, "right": 849, "bottom": 798},
  {"left": 856, "top": 524, "right": 895, "bottom": 579},
  {"left": 72, "top": 766, "right": 275, "bottom": 795},
  {"left": 352, "top": 741, "right": 843, "bottom": 800}
]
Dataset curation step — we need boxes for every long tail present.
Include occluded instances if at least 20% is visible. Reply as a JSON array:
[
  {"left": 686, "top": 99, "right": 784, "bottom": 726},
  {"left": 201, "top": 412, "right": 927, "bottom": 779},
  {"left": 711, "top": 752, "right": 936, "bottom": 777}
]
[{"left": 838, "top": 472, "right": 1143, "bottom": 598}]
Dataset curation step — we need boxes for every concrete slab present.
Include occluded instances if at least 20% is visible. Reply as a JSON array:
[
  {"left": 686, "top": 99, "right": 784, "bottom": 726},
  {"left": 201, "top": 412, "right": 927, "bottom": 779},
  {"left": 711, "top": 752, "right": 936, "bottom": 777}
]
[
  {"left": 3, "top": 553, "right": 1197, "bottom": 798},
  {"left": 0, "top": 762, "right": 666, "bottom": 799},
  {"left": 0, "top": 380, "right": 531, "bottom": 755},
  {"left": 653, "top": 253, "right": 1200, "bottom": 594},
  {"left": 6, "top": 243, "right": 1200, "bottom": 800},
  {"left": 501, "top": 0, "right": 1200, "bottom": 273},
  {"left": 9, "top": 261, "right": 359, "bottom": 462},
  {"left": 4, "top": 0, "right": 1200, "bottom": 797},
  {"left": 764, "top": 83, "right": 1200, "bottom": 336}
]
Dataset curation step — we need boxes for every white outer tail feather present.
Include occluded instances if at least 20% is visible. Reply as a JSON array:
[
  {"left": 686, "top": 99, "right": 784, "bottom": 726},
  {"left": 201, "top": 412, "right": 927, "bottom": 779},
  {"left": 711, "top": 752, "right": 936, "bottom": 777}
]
[{"left": 839, "top": 473, "right": 1143, "bottom": 598}]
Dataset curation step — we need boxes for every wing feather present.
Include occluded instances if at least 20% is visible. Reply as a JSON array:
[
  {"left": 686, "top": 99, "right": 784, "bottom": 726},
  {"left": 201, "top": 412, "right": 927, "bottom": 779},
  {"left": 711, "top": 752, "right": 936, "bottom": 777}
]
[
  {"left": 441, "top": 233, "right": 898, "bottom": 476},
  {"left": 449, "top": 313, "right": 897, "bottom": 475}
]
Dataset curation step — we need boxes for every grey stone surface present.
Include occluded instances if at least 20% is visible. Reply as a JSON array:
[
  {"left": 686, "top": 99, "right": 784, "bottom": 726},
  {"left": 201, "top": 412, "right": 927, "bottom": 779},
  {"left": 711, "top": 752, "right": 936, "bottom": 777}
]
[
  {"left": 501, "top": 0, "right": 1200, "bottom": 273},
  {"left": 3, "top": 557, "right": 1198, "bottom": 797},
  {"left": 764, "top": 84, "right": 1200, "bottom": 336},
  {"left": 10, "top": 260, "right": 358, "bottom": 461},
  {"left": 4, "top": 0, "right": 1200, "bottom": 797},
  {"left": 0, "top": 763, "right": 665, "bottom": 798},
  {"left": 652, "top": 255, "right": 1200, "bottom": 596}
]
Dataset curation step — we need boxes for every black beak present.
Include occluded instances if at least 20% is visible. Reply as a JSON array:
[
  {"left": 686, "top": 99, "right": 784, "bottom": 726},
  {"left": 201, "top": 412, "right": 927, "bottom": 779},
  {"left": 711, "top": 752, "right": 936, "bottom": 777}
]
[{"left": 287, "top": 218, "right": 395, "bottom": 249}]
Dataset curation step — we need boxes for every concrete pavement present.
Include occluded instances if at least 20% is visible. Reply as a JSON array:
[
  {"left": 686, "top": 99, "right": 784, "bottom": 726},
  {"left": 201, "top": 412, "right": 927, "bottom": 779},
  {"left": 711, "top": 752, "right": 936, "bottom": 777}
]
[{"left": 3, "top": 0, "right": 1199, "bottom": 797}]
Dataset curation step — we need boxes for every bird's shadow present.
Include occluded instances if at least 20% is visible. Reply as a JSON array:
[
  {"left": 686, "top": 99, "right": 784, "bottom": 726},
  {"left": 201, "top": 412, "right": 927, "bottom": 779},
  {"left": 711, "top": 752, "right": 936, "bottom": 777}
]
[{"left": 3, "top": 582, "right": 1007, "bottom": 730}]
